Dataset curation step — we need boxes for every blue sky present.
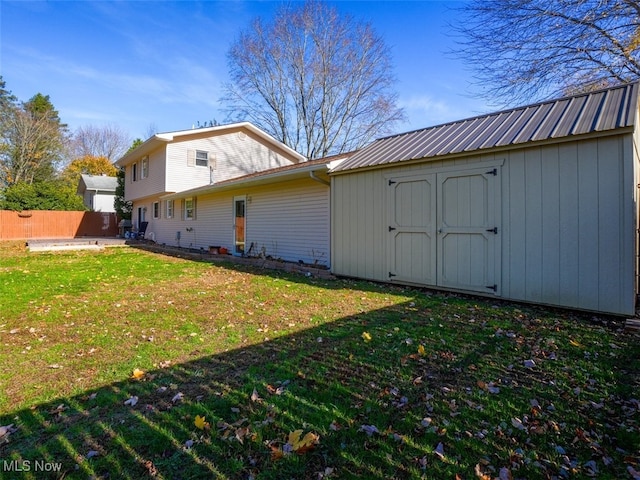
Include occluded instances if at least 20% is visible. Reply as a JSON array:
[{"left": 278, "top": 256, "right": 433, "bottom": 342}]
[{"left": 1, "top": 0, "right": 493, "bottom": 141}]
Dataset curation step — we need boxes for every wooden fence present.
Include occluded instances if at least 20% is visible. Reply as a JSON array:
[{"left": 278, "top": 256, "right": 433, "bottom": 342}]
[{"left": 0, "top": 211, "right": 119, "bottom": 240}]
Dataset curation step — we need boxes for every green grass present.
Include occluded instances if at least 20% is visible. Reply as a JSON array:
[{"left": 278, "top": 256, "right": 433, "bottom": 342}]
[{"left": 0, "top": 242, "right": 638, "bottom": 479}]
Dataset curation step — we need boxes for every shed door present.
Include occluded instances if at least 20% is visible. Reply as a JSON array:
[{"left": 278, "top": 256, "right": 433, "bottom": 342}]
[
  {"left": 387, "top": 166, "right": 500, "bottom": 295},
  {"left": 387, "top": 174, "right": 437, "bottom": 285},
  {"left": 437, "top": 167, "right": 500, "bottom": 294}
]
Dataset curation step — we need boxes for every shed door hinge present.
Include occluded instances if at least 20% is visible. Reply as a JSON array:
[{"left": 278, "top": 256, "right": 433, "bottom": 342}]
[
  {"left": 388, "top": 179, "right": 396, "bottom": 185},
  {"left": 389, "top": 226, "right": 396, "bottom": 232},
  {"left": 486, "top": 227, "right": 498, "bottom": 234},
  {"left": 485, "top": 284, "right": 497, "bottom": 292},
  {"left": 486, "top": 168, "right": 497, "bottom": 176},
  {"left": 389, "top": 272, "right": 397, "bottom": 278}
]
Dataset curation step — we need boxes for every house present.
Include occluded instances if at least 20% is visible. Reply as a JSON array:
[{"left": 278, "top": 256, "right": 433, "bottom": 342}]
[
  {"left": 329, "top": 82, "right": 639, "bottom": 316},
  {"left": 77, "top": 174, "right": 117, "bottom": 212},
  {"left": 160, "top": 154, "right": 347, "bottom": 267},
  {"left": 115, "top": 122, "right": 345, "bottom": 266},
  {"left": 115, "top": 122, "right": 306, "bottom": 241}
]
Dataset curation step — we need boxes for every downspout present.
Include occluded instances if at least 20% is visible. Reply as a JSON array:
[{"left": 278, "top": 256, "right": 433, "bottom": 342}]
[
  {"left": 309, "top": 169, "right": 331, "bottom": 270},
  {"left": 309, "top": 170, "right": 330, "bottom": 186}
]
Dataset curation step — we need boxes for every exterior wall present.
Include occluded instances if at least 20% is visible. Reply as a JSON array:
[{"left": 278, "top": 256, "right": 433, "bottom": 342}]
[
  {"left": 90, "top": 193, "right": 116, "bottom": 212},
  {"left": 125, "top": 147, "right": 167, "bottom": 202},
  {"left": 165, "top": 130, "right": 296, "bottom": 194},
  {"left": 331, "top": 134, "right": 637, "bottom": 315},
  {"left": 150, "top": 177, "right": 330, "bottom": 266}
]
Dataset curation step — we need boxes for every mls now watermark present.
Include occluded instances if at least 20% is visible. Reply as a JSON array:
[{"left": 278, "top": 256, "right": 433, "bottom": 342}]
[{"left": 2, "top": 459, "right": 63, "bottom": 473}]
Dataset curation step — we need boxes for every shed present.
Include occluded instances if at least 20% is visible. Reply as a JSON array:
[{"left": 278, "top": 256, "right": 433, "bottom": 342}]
[{"left": 330, "top": 82, "right": 640, "bottom": 316}]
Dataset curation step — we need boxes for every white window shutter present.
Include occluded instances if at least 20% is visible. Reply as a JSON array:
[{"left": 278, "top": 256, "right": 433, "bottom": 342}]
[{"left": 187, "top": 149, "right": 195, "bottom": 167}]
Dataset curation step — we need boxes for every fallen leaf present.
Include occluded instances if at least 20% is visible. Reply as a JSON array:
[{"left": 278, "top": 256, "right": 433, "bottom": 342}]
[
  {"left": 250, "top": 388, "right": 262, "bottom": 402},
  {"left": 124, "top": 396, "right": 138, "bottom": 407},
  {"left": 498, "top": 467, "right": 512, "bottom": 480},
  {"left": 511, "top": 417, "right": 526, "bottom": 431},
  {"left": 171, "top": 392, "right": 184, "bottom": 403},
  {"left": 434, "top": 442, "right": 445, "bottom": 460},
  {"left": 131, "top": 368, "right": 145, "bottom": 380},
  {"left": 628, "top": 466, "right": 640, "bottom": 480},
  {"left": 359, "top": 424, "right": 379, "bottom": 436},
  {"left": 474, "top": 463, "right": 491, "bottom": 480},
  {"left": 362, "top": 331, "right": 372, "bottom": 342},
  {"left": 417, "top": 344, "right": 426, "bottom": 356},
  {"left": 194, "top": 415, "right": 210, "bottom": 430}
]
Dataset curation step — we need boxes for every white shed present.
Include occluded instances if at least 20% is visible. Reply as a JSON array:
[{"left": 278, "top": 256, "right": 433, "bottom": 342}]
[{"left": 330, "top": 83, "right": 640, "bottom": 316}]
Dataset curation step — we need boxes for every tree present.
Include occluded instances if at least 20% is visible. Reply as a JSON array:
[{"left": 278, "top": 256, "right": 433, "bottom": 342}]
[
  {"left": 453, "top": 0, "right": 640, "bottom": 105},
  {"left": 114, "top": 167, "right": 132, "bottom": 220},
  {"left": 222, "top": 0, "right": 405, "bottom": 159},
  {"left": 113, "top": 138, "right": 141, "bottom": 220},
  {"left": 60, "top": 155, "right": 118, "bottom": 188},
  {"left": 69, "top": 124, "right": 131, "bottom": 162},
  {"left": 0, "top": 90, "right": 68, "bottom": 186},
  {"left": 0, "top": 180, "right": 86, "bottom": 211}
]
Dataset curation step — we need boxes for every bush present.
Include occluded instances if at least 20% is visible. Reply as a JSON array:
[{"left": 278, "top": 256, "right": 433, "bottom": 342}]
[{"left": 0, "top": 181, "right": 87, "bottom": 211}]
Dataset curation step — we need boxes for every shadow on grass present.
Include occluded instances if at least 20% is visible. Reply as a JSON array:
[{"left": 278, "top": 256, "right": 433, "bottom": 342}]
[{"left": 1, "top": 292, "right": 639, "bottom": 480}]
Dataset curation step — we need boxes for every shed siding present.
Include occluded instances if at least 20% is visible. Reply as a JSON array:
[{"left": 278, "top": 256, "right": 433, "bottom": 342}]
[
  {"left": 148, "top": 178, "right": 329, "bottom": 266},
  {"left": 331, "top": 134, "right": 636, "bottom": 315}
]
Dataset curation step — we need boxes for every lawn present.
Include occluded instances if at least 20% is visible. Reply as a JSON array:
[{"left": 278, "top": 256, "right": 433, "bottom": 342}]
[{"left": 0, "top": 242, "right": 638, "bottom": 479}]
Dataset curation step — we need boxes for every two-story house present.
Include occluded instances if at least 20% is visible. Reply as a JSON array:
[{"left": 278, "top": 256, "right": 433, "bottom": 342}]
[{"left": 115, "top": 122, "right": 344, "bottom": 267}]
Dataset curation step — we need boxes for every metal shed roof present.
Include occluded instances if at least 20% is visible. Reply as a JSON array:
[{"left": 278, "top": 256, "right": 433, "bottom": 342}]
[{"left": 331, "top": 82, "right": 638, "bottom": 173}]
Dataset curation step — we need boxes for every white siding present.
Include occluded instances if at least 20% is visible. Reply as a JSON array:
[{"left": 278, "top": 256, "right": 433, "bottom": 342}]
[
  {"left": 92, "top": 193, "right": 116, "bottom": 212},
  {"left": 331, "top": 133, "right": 637, "bottom": 315},
  {"left": 165, "top": 130, "right": 297, "bottom": 194},
  {"left": 149, "top": 177, "right": 330, "bottom": 266},
  {"left": 125, "top": 147, "right": 167, "bottom": 202}
]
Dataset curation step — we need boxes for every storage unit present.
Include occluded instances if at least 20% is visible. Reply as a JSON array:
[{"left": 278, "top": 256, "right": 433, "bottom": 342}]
[{"left": 330, "top": 83, "right": 640, "bottom": 316}]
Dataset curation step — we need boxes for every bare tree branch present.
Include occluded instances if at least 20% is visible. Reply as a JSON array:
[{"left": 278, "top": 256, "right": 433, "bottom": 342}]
[
  {"left": 222, "top": 0, "right": 405, "bottom": 159},
  {"left": 452, "top": 0, "right": 640, "bottom": 105}
]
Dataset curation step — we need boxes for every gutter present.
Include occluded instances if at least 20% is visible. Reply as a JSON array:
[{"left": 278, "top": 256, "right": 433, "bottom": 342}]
[{"left": 309, "top": 170, "right": 330, "bottom": 186}]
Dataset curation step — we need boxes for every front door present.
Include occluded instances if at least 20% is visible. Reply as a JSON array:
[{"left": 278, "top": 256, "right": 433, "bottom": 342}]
[{"left": 233, "top": 196, "right": 246, "bottom": 256}]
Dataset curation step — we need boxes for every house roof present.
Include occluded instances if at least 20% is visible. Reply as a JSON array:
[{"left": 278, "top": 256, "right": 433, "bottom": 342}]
[
  {"left": 115, "top": 122, "right": 306, "bottom": 167},
  {"left": 331, "top": 82, "right": 639, "bottom": 174},
  {"left": 77, "top": 174, "right": 117, "bottom": 193},
  {"left": 161, "top": 152, "right": 352, "bottom": 200}
]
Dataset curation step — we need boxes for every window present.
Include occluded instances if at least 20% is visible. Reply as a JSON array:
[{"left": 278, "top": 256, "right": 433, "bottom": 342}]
[
  {"left": 132, "top": 163, "right": 138, "bottom": 182},
  {"left": 141, "top": 156, "right": 149, "bottom": 179},
  {"left": 166, "top": 199, "right": 174, "bottom": 219},
  {"left": 184, "top": 197, "right": 195, "bottom": 220},
  {"left": 152, "top": 201, "right": 159, "bottom": 219},
  {"left": 195, "top": 150, "right": 208, "bottom": 167}
]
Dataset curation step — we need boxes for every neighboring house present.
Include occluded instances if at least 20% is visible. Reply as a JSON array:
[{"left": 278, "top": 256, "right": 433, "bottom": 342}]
[
  {"left": 329, "top": 82, "right": 640, "bottom": 316},
  {"left": 77, "top": 174, "right": 117, "bottom": 212},
  {"left": 116, "top": 122, "right": 341, "bottom": 264}
]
